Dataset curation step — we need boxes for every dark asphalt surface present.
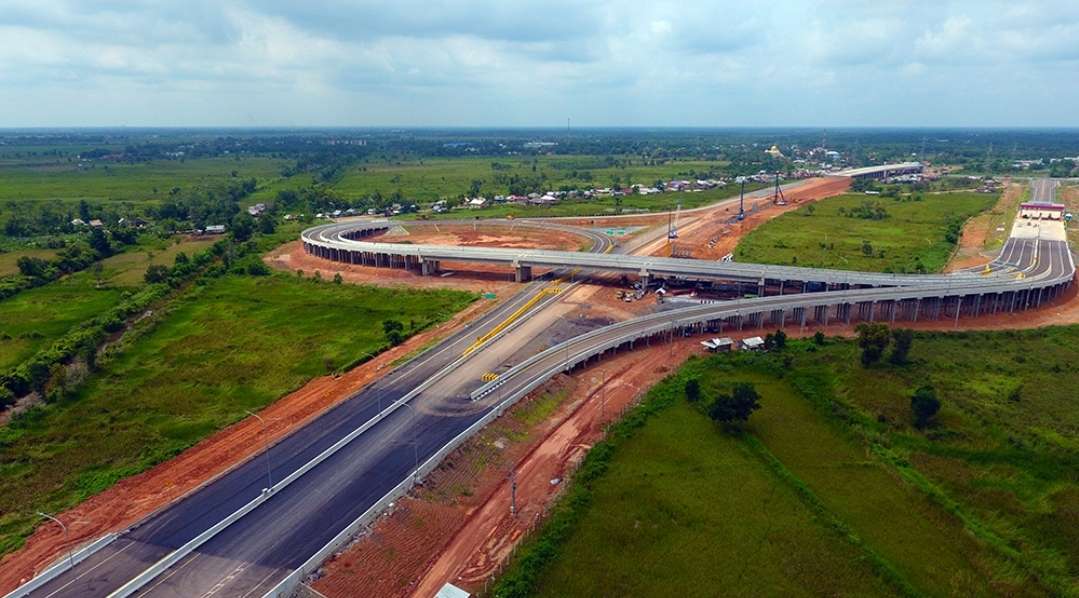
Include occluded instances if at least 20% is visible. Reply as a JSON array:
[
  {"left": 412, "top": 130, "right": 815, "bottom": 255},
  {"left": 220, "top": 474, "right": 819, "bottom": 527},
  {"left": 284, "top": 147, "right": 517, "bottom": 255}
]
[
  {"left": 27, "top": 227, "right": 613, "bottom": 598},
  {"left": 19, "top": 181, "right": 1072, "bottom": 598}
]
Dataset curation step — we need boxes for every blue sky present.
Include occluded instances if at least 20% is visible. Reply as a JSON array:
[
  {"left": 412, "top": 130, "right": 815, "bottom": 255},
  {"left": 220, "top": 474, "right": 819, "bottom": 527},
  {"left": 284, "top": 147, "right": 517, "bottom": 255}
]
[{"left": 1, "top": 0, "right": 1077, "bottom": 127}]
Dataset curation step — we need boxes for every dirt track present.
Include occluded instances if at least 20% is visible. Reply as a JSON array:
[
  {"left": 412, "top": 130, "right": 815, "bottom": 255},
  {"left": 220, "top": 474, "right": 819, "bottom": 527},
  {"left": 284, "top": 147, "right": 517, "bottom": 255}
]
[{"left": 946, "top": 183, "right": 1024, "bottom": 272}]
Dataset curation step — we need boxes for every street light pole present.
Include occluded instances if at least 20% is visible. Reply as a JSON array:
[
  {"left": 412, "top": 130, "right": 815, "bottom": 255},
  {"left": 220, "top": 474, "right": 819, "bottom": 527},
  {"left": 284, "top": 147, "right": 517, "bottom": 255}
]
[
  {"left": 245, "top": 410, "right": 273, "bottom": 491},
  {"left": 398, "top": 403, "right": 420, "bottom": 482},
  {"left": 38, "top": 512, "right": 73, "bottom": 570}
]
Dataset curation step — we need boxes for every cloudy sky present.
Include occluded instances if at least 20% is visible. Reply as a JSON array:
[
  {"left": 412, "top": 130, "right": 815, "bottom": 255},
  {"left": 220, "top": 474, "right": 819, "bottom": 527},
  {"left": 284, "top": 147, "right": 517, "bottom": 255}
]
[{"left": 1, "top": 0, "right": 1077, "bottom": 127}]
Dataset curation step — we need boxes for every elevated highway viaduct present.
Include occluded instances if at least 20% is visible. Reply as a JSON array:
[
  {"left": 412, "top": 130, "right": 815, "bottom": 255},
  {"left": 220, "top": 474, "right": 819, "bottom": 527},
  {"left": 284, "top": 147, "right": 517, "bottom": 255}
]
[{"left": 9, "top": 180, "right": 1073, "bottom": 598}]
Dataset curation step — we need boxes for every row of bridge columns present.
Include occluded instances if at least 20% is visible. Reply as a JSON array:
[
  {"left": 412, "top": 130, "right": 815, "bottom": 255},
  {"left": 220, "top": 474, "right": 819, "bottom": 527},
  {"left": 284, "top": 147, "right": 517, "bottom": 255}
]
[{"left": 303, "top": 243, "right": 1071, "bottom": 327}]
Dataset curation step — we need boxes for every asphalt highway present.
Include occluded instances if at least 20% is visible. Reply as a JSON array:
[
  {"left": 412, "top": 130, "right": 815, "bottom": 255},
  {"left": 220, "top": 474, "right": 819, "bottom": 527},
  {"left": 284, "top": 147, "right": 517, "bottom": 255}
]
[
  {"left": 24, "top": 223, "right": 612, "bottom": 598},
  {"left": 14, "top": 180, "right": 1073, "bottom": 598}
]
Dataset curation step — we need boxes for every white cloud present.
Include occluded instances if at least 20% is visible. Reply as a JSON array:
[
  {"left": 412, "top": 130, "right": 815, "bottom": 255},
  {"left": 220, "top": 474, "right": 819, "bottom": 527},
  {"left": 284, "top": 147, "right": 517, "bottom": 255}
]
[{"left": 0, "top": 0, "right": 1077, "bottom": 126}]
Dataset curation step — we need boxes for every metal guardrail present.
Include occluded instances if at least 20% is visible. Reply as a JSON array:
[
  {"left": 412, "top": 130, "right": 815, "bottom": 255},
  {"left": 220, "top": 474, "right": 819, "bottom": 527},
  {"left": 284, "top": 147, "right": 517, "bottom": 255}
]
[
  {"left": 104, "top": 340, "right": 480, "bottom": 597},
  {"left": 4, "top": 534, "right": 118, "bottom": 598},
  {"left": 472, "top": 254, "right": 1076, "bottom": 403},
  {"left": 302, "top": 221, "right": 998, "bottom": 288},
  {"left": 262, "top": 341, "right": 568, "bottom": 598}
]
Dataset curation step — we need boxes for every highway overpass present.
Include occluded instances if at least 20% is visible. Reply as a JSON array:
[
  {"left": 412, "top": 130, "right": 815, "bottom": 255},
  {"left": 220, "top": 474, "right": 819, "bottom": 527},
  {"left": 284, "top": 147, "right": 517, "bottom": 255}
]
[
  {"left": 838, "top": 162, "right": 923, "bottom": 179},
  {"left": 9, "top": 181, "right": 1074, "bottom": 598},
  {"left": 302, "top": 220, "right": 992, "bottom": 288}
]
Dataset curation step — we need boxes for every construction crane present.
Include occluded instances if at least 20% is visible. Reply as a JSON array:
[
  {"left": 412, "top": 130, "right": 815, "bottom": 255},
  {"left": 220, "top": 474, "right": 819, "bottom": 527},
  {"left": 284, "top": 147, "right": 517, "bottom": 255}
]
[{"left": 772, "top": 173, "right": 787, "bottom": 206}]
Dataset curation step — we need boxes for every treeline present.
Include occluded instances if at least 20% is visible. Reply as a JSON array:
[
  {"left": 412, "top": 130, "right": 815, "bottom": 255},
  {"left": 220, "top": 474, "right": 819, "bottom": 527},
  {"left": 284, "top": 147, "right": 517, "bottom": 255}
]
[
  {"left": 0, "top": 235, "right": 266, "bottom": 408},
  {"left": 0, "top": 228, "right": 139, "bottom": 300}
]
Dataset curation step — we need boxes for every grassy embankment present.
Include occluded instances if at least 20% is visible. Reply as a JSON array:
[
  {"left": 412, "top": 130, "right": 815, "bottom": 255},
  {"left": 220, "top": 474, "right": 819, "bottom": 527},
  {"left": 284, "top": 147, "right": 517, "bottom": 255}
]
[
  {"left": 0, "top": 272, "right": 475, "bottom": 556},
  {"left": 736, "top": 191, "right": 997, "bottom": 273},
  {"left": 0, "top": 236, "right": 219, "bottom": 370},
  {"left": 497, "top": 329, "right": 1078, "bottom": 597},
  {"left": 0, "top": 276, "right": 124, "bottom": 371}
]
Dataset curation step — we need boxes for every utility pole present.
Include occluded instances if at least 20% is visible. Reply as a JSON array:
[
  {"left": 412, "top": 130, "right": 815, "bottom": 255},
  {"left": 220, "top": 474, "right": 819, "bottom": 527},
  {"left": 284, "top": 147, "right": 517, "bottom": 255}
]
[
  {"left": 737, "top": 177, "right": 746, "bottom": 221},
  {"left": 508, "top": 469, "right": 518, "bottom": 517},
  {"left": 38, "top": 512, "right": 73, "bottom": 570}
]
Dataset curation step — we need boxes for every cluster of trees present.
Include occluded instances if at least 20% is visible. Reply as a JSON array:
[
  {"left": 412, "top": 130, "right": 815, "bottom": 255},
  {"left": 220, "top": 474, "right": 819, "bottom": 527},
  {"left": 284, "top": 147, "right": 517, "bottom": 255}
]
[
  {"left": 841, "top": 200, "right": 889, "bottom": 220},
  {"left": 382, "top": 319, "right": 406, "bottom": 346},
  {"left": 685, "top": 378, "right": 761, "bottom": 429},
  {"left": 0, "top": 234, "right": 265, "bottom": 408},
  {"left": 854, "top": 323, "right": 941, "bottom": 428},
  {"left": 154, "top": 180, "right": 254, "bottom": 229},
  {"left": 1, "top": 227, "right": 138, "bottom": 301},
  {"left": 855, "top": 323, "right": 913, "bottom": 366}
]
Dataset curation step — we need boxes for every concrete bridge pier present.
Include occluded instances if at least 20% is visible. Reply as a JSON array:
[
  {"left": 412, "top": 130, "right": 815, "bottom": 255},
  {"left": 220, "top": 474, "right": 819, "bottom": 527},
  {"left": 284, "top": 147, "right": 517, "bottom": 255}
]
[
  {"left": 514, "top": 263, "right": 533, "bottom": 283},
  {"left": 420, "top": 258, "right": 440, "bottom": 276}
]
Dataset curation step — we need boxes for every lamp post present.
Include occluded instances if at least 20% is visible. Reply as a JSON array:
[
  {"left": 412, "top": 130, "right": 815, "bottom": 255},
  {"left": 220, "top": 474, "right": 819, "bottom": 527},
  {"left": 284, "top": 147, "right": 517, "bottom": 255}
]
[
  {"left": 37, "top": 512, "right": 73, "bottom": 570},
  {"left": 398, "top": 403, "right": 420, "bottom": 482},
  {"left": 244, "top": 410, "right": 274, "bottom": 491}
]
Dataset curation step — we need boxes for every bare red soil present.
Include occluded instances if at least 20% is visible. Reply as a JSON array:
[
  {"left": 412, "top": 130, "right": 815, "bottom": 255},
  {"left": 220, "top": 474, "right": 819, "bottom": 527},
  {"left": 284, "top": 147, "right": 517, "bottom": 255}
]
[
  {"left": 946, "top": 184, "right": 1024, "bottom": 272},
  {"left": 0, "top": 298, "right": 502, "bottom": 593}
]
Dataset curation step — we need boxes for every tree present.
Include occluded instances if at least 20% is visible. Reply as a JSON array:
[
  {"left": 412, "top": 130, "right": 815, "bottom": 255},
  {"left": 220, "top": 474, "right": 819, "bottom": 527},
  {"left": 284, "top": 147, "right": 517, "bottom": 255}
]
[
  {"left": 383, "top": 319, "right": 405, "bottom": 346},
  {"left": 257, "top": 214, "right": 276, "bottom": 235},
  {"left": 684, "top": 378, "right": 702, "bottom": 403},
  {"left": 910, "top": 385, "right": 941, "bottom": 429},
  {"left": 16, "top": 256, "right": 49, "bottom": 278},
  {"left": 231, "top": 214, "right": 255, "bottom": 242},
  {"left": 890, "top": 328, "right": 914, "bottom": 364},
  {"left": 333, "top": 273, "right": 343, "bottom": 284},
  {"left": 708, "top": 382, "right": 761, "bottom": 427},
  {"left": 88, "top": 227, "right": 113, "bottom": 256},
  {"left": 144, "top": 264, "right": 170, "bottom": 284},
  {"left": 855, "top": 322, "right": 891, "bottom": 366},
  {"left": 78, "top": 199, "right": 91, "bottom": 221},
  {"left": 813, "top": 331, "right": 826, "bottom": 345},
  {"left": 770, "top": 329, "right": 787, "bottom": 350}
]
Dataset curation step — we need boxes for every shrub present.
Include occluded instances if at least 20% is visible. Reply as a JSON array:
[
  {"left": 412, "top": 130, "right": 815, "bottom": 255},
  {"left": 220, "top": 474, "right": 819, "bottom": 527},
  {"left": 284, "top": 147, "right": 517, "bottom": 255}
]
[
  {"left": 856, "top": 322, "right": 891, "bottom": 366},
  {"left": 684, "top": 378, "right": 701, "bottom": 403},
  {"left": 708, "top": 382, "right": 761, "bottom": 428},
  {"left": 144, "top": 264, "right": 170, "bottom": 284},
  {"left": 890, "top": 328, "right": 914, "bottom": 364},
  {"left": 911, "top": 385, "right": 941, "bottom": 429}
]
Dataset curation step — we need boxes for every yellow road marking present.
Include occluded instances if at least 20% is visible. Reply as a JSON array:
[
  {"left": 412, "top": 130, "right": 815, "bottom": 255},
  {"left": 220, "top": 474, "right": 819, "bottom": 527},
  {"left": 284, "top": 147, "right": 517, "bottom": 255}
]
[{"left": 462, "top": 282, "right": 563, "bottom": 357}]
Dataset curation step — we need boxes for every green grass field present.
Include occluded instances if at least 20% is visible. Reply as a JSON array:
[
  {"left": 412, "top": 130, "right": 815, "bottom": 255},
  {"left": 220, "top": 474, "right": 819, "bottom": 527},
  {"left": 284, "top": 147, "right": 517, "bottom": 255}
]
[
  {"left": 97, "top": 236, "right": 216, "bottom": 286},
  {"left": 735, "top": 191, "right": 997, "bottom": 272},
  {"left": 0, "top": 157, "right": 287, "bottom": 203},
  {"left": 525, "top": 398, "right": 902, "bottom": 598},
  {"left": 0, "top": 273, "right": 123, "bottom": 371},
  {"left": 333, "top": 156, "right": 731, "bottom": 203},
  {"left": 499, "top": 328, "right": 1079, "bottom": 596},
  {"left": 0, "top": 273, "right": 475, "bottom": 556},
  {"left": 0, "top": 248, "right": 60, "bottom": 276}
]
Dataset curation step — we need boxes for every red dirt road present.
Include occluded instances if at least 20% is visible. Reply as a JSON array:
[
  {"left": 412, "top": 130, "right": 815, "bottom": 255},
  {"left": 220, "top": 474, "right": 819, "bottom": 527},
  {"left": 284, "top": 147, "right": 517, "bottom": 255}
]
[{"left": 0, "top": 298, "right": 502, "bottom": 594}]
